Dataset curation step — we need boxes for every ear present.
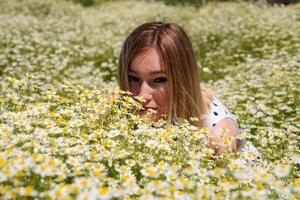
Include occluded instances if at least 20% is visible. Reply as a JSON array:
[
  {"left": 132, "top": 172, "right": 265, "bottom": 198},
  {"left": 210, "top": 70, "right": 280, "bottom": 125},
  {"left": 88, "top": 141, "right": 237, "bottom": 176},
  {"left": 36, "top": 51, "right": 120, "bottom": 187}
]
[{"left": 209, "top": 117, "right": 238, "bottom": 155}]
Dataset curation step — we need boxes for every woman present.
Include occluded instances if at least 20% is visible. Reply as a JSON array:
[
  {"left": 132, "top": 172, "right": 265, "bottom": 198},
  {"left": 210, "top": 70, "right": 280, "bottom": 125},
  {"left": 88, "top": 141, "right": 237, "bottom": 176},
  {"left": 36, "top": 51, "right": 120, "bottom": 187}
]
[{"left": 117, "top": 21, "right": 256, "bottom": 156}]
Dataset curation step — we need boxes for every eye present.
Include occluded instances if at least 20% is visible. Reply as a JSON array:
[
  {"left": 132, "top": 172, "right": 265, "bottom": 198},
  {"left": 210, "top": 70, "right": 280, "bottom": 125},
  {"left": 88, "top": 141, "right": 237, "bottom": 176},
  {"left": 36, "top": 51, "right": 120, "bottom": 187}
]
[
  {"left": 128, "top": 75, "right": 139, "bottom": 82},
  {"left": 153, "top": 77, "right": 167, "bottom": 83}
]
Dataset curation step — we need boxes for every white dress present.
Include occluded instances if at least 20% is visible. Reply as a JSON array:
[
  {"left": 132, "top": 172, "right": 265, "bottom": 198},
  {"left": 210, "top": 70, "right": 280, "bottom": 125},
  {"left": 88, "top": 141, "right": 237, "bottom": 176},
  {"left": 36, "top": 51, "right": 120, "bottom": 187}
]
[{"left": 203, "top": 96, "right": 262, "bottom": 162}]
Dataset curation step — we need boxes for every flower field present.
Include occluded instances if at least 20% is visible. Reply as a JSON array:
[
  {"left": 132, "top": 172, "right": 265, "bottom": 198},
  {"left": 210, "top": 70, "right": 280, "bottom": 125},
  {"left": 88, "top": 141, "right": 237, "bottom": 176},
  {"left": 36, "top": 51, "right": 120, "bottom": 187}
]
[{"left": 0, "top": 0, "right": 299, "bottom": 199}]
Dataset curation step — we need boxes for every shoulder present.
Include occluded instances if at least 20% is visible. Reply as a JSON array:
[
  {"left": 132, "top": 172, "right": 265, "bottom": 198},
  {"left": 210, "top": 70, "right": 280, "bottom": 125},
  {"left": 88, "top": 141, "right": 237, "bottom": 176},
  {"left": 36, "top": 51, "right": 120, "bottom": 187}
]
[
  {"left": 203, "top": 96, "right": 239, "bottom": 132},
  {"left": 201, "top": 84, "right": 214, "bottom": 114}
]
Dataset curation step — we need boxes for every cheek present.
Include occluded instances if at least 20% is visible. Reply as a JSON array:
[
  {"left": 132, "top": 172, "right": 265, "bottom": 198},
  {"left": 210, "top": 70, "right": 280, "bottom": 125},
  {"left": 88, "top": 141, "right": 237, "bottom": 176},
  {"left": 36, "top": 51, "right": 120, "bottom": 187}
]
[
  {"left": 155, "top": 85, "right": 170, "bottom": 110},
  {"left": 163, "top": 87, "right": 170, "bottom": 110},
  {"left": 129, "top": 82, "right": 140, "bottom": 96}
]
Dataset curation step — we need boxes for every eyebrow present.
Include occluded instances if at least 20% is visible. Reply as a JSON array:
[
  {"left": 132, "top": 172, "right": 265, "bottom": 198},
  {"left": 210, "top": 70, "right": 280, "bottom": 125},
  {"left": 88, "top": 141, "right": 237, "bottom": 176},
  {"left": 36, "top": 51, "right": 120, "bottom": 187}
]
[{"left": 128, "top": 68, "right": 166, "bottom": 75}]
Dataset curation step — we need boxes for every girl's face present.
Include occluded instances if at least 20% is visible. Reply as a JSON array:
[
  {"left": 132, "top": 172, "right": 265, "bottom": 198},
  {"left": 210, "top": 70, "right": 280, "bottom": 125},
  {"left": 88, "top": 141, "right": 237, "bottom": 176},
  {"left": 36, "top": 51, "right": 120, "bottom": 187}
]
[{"left": 129, "top": 48, "right": 170, "bottom": 121}]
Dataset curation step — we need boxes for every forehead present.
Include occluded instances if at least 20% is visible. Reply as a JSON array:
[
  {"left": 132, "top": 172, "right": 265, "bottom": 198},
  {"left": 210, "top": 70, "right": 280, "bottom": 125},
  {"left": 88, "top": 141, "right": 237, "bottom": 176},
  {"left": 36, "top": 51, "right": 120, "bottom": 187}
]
[{"left": 130, "top": 48, "right": 165, "bottom": 74}]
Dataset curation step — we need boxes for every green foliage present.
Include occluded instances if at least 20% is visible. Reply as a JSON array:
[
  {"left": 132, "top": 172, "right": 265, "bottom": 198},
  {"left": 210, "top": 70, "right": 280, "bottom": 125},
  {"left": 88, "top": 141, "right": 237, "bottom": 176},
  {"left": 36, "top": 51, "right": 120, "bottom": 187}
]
[
  {"left": 70, "top": 0, "right": 115, "bottom": 7},
  {"left": 157, "top": 0, "right": 300, "bottom": 6},
  {"left": 157, "top": 0, "right": 237, "bottom": 6},
  {"left": 72, "top": 0, "right": 95, "bottom": 7}
]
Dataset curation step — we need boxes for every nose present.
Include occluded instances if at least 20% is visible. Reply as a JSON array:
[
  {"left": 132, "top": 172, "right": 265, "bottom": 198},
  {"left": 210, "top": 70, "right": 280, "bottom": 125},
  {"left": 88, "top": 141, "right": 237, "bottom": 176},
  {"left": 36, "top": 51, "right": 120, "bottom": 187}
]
[{"left": 138, "top": 81, "right": 152, "bottom": 103}]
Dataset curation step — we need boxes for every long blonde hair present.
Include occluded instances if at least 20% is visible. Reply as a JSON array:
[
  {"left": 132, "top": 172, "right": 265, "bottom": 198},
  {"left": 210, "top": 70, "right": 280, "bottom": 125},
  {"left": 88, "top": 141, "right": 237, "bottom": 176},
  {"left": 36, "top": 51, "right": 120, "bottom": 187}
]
[{"left": 118, "top": 21, "right": 214, "bottom": 127}]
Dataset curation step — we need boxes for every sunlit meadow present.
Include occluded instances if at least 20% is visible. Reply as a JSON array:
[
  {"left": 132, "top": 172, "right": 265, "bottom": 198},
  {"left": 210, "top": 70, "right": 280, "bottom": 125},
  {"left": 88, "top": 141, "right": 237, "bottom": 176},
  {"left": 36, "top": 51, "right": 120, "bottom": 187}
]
[{"left": 0, "top": 0, "right": 299, "bottom": 199}]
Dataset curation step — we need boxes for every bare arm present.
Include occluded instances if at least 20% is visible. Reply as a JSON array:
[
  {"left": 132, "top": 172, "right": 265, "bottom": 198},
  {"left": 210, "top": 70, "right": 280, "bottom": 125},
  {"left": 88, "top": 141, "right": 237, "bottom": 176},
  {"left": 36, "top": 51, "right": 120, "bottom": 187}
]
[{"left": 209, "top": 118, "right": 238, "bottom": 155}]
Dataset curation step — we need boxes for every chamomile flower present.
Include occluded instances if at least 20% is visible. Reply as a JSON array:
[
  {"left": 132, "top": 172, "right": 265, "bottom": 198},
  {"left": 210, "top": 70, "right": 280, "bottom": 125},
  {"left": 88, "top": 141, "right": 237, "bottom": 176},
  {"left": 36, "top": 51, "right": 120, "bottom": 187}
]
[
  {"left": 0, "top": 124, "right": 13, "bottom": 136},
  {"left": 141, "top": 166, "right": 158, "bottom": 178},
  {"left": 145, "top": 139, "right": 159, "bottom": 149},
  {"left": 274, "top": 164, "right": 290, "bottom": 178},
  {"left": 32, "top": 105, "right": 48, "bottom": 115}
]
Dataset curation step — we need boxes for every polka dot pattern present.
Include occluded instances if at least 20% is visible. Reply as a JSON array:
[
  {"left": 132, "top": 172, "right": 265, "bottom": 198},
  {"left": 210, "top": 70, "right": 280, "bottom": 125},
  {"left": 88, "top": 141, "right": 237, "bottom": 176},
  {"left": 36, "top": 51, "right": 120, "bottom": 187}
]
[
  {"left": 203, "top": 96, "right": 239, "bottom": 132},
  {"left": 203, "top": 96, "right": 263, "bottom": 160}
]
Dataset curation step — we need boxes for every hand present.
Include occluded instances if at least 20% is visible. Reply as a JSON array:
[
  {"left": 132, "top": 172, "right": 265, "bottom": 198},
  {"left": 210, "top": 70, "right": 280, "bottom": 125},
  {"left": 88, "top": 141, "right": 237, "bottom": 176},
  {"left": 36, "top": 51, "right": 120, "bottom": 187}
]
[{"left": 209, "top": 118, "right": 238, "bottom": 155}]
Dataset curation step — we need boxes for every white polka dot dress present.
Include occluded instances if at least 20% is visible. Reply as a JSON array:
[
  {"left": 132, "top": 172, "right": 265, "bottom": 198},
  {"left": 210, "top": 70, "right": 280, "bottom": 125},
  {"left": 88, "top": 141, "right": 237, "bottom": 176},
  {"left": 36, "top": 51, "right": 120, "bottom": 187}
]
[
  {"left": 204, "top": 96, "right": 239, "bottom": 132},
  {"left": 203, "top": 96, "right": 263, "bottom": 163}
]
